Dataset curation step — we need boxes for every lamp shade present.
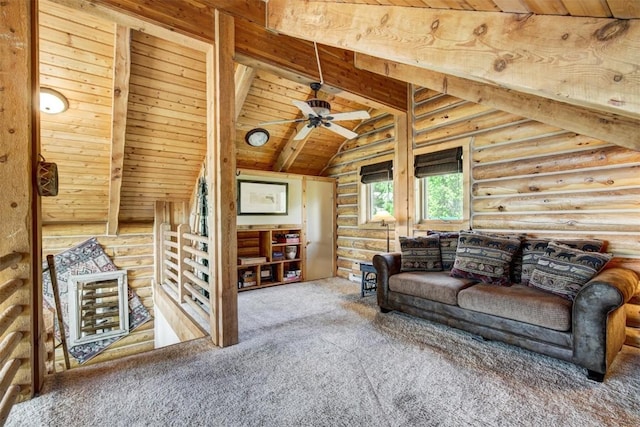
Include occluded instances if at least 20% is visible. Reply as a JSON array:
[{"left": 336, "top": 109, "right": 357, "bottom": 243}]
[{"left": 371, "top": 210, "right": 396, "bottom": 224}]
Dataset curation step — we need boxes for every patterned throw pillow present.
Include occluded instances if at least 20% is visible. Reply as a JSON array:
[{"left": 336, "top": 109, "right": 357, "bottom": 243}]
[
  {"left": 427, "top": 231, "right": 460, "bottom": 270},
  {"left": 450, "top": 231, "right": 522, "bottom": 286},
  {"left": 399, "top": 236, "right": 443, "bottom": 272},
  {"left": 529, "top": 242, "right": 612, "bottom": 300},
  {"left": 520, "top": 238, "right": 604, "bottom": 285}
]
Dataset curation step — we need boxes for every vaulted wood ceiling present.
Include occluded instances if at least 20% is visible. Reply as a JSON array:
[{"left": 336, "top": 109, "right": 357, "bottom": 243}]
[{"left": 37, "top": 0, "right": 639, "bottom": 228}]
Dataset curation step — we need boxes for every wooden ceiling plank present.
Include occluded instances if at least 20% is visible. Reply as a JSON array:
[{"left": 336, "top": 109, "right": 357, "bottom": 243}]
[
  {"left": 235, "top": 19, "right": 407, "bottom": 113},
  {"left": 492, "top": 0, "right": 531, "bottom": 12},
  {"left": 267, "top": 1, "right": 640, "bottom": 120},
  {"left": 562, "top": 0, "right": 612, "bottom": 17},
  {"left": 522, "top": 0, "right": 569, "bottom": 15},
  {"left": 356, "top": 54, "right": 640, "bottom": 151},
  {"left": 464, "top": 1, "right": 502, "bottom": 11},
  {"left": 107, "top": 25, "right": 131, "bottom": 235},
  {"left": 607, "top": 0, "right": 640, "bottom": 18}
]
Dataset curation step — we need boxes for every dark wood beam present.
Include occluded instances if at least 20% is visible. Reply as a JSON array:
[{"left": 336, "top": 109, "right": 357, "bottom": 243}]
[{"left": 235, "top": 20, "right": 407, "bottom": 112}]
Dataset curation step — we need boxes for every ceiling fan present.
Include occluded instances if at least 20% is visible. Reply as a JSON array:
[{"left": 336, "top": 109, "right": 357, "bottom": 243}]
[{"left": 259, "top": 82, "right": 370, "bottom": 141}]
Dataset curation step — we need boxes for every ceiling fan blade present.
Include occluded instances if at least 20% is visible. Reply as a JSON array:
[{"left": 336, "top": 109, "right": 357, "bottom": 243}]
[
  {"left": 293, "top": 124, "right": 314, "bottom": 141},
  {"left": 259, "top": 118, "right": 306, "bottom": 126},
  {"left": 292, "top": 100, "right": 318, "bottom": 118},
  {"left": 326, "top": 110, "right": 370, "bottom": 121},
  {"left": 323, "top": 122, "right": 359, "bottom": 140}
]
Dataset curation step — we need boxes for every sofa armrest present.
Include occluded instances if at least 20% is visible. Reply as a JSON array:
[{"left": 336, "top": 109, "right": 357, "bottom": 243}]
[
  {"left": 572, "top": 267, "right": 639, "bottom": 378},
  {"left": 373, "top": 253, "right": 402, "bottom": 310}
]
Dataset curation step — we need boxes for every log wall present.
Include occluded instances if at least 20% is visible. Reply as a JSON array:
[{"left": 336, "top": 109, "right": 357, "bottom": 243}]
[
  {"left": 325, "top": 111, "right": 396, "bottom": 280},
  {"left": 42, "top": 223, "right": 155, "bottom": 371}
]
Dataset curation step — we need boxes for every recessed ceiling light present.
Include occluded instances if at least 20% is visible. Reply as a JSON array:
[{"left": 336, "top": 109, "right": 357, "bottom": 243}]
[{"left": 40, "top": 87, "right": 69, "bottom": 114}]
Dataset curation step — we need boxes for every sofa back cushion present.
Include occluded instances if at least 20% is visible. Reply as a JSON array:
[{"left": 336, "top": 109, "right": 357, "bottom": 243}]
[
  {"left": 426, "top": 231, "right": 460, "bottom": 270},
  {"left": 528, "top": 242, "right": 612, "bottom": 301},
  {"left": 521, "top": 238, "right": 604, "bottom": 285},
  {"left": 399, "top": 235, "right": 443, "bottom": 272},
  {"left": 450, "top": 231, "right": 522, "bottom": 286}
]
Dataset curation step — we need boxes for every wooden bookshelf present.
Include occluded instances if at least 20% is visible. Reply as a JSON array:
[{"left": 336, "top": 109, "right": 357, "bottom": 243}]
[{"left": 237, "top": 227, "right": 303, "bottom": 291}]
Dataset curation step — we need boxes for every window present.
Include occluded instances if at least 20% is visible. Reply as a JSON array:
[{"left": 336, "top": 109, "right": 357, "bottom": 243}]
[
  {"left": 415, "top": 147, "right": 464, "bottom": 222},
  {"left": 360, "top": 160, "right": 393, "bottom": 222}
]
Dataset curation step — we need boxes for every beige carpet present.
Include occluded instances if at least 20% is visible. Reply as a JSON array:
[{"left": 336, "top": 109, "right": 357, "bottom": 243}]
[{"left": 10, "top": 278, "right": 640, "bottom": 426}]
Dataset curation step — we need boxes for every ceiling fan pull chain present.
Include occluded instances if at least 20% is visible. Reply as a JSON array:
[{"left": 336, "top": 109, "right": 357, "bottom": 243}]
[{"left": 314, "top": 41, "right": 324, "bottom": 85}]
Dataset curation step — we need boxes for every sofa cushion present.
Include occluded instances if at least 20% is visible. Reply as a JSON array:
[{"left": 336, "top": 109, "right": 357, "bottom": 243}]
[
  {"left": 427, "top": 231, "right": 460, "bottom": 270},
  {"left": 458, "top": 283, "right": 573, "bottom": 331},
  {"left": 389, "top": 271, "right": 475, "bottom": 305},
  {"left": 450, "top": 231, "right": 522, "bottom": 286},
  {"left": 399, "top": 236, "right": 443, "bottom": 272},
  {"left": 521, "top": 238, "right": 604, "bottom": 285},
  {"left": 529, "top": 242, "right": 612, "bottom": 301}
]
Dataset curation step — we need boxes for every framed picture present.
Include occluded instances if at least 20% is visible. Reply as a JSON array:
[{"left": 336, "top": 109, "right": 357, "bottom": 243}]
[{"left": 238, "top": 180, "right": 288, "bottom": 215}]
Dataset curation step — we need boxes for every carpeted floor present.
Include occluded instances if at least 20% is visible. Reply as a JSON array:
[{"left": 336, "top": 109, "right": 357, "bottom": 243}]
[{"left": 10, "top": 278, "right": 640, "bottom": 426}]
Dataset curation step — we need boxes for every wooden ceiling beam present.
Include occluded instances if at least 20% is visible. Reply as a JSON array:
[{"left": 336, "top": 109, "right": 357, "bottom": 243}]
[
  {"left": 356, "top": 54, "right": 640, "bottom": 151},
  {"left": 235, "top": 20, "right": 408, "bottom": 113},
  {"left": 274, "top": 122, "right": 314, "bottom": 173},
  {"left": 52, "top": 0, "right": 265, "bottom": 42},
  {"left": 49, "top": 0, "right": 212, "bottom": 50},
  {"left": 267, "top": 1, "right": 640, "bottom": 120},
  {"left": 235, "top": 64, "right": 256, "bottom": 121},
  {"left": 107, "top": 25, "right": 131, "bottom": 235}
]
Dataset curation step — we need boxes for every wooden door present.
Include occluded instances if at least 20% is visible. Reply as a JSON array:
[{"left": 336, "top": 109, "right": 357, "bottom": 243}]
[{"left": 304, "top": 179, "right": 335, "bottom": 280}]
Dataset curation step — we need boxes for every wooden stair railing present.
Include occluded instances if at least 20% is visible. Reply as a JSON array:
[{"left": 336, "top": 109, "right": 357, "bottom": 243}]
[
  {"left": 158, "top": 224, "right": 213, "bottom": 329},
  {"left": 0, "top": 252, "right": 25, "bottom": 426}
]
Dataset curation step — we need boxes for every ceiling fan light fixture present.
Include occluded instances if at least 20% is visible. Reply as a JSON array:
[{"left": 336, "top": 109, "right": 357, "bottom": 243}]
[
  {"left": 245, "top": 128, "right": 270, "bottom": 147},
  {"left": 306, "top": 99, "right": 331, "bottom": 116},
  {"left": 40, "top": 87, "right": 69, "bottom": 114}
]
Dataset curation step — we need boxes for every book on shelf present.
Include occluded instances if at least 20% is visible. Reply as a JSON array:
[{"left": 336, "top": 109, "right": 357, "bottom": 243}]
[
  {"left": 238, "top": 256, "right": 267, "bottom": 265},
  {"left": 275, "top": 233, "right": 300, "bottom": 244}
]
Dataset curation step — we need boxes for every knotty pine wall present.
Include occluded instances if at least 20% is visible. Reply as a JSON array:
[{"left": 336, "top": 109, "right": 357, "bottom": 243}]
[
  {"left": 42, "top": 223, "right": 155, "bottom": 371},
  {"left": 327, "top": 85, "right": 640, "bottom": 346}
]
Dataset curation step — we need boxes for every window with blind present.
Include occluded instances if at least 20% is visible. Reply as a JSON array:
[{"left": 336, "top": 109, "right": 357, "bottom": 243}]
[
  {"left": 359, "top": 160, "right": 394, "bottom": 222},
  {"left": 415, "top": 147, "right": 464, "bottom": 221}
]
